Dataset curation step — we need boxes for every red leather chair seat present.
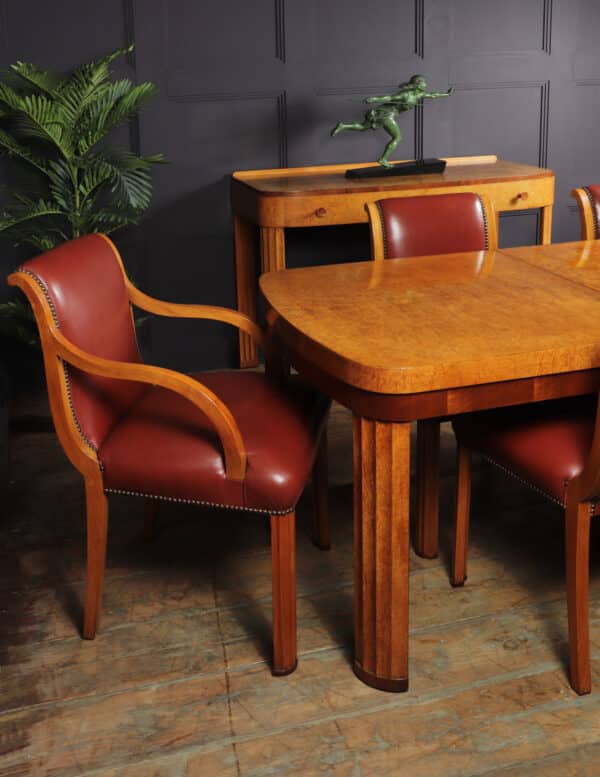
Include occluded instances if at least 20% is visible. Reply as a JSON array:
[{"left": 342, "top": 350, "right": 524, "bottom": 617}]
[
  {"left": 452, "top": 396, "right": 597, "bottom": 505},
  {"left": 99, "top": 371, "right": 330, "bottom": 514}
]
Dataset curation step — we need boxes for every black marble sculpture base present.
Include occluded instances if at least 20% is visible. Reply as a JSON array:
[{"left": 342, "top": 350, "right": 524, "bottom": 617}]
[{"left": 346, "top": 158, "right": 446, "bottom": 179}]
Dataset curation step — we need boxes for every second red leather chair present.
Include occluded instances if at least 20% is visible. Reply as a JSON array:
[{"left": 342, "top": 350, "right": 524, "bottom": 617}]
[
  {"left": 451, "top": 394, "right": 598, "bottom": 694},
  {"left": 366, "top": 192, "right": 497, "bottom": 559}
]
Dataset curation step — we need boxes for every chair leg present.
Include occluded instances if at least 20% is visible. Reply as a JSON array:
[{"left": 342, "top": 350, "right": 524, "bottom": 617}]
[
  {"left": 452, "top": 444, "right": 472, "bottom": 587},
  {"left": 270, "top": 511, "right": 297, "bottom": 676},
  {"left": 82, "top": 475, "right": 109, "bottom": 640},
  {"left": 565, "top": 500, "right": 592, "bottom": 695},
  {"left": 143, "top": 499, "right": 160, "bottom": 541},
  {"left": 311, "top": 429, "right": 330, "bottom": 550},
  {"left": 415, "top": 419, "right": 440, "bottom": 558}
]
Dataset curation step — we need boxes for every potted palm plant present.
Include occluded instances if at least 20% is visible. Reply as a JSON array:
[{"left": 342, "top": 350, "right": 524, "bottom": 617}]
[
  {"left": 0, "top": 44, "right": 163, "bottom": 383},
  {"left": 0, "top": 45, "right": 163, "bottom": 461}
]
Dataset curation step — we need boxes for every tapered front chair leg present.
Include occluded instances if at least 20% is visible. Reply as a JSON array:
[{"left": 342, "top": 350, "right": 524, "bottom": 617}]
[
  {"left": 415, "top": 419, "right": 440, "bottom": 558},
  {"left": 312, "top": 429, "right": 330, "bottom": 550},
  {"left": 271, "top": 511, "right": 297, "bottom": 675},
  {"left": 452, "top": 444, "right": 472, "bottom": 587},
  {"left": 83, "top": 475, "right": 109, "bottom": 639},
  {"left": 565, "top": 500, "right": 592, "bottom": 695}
]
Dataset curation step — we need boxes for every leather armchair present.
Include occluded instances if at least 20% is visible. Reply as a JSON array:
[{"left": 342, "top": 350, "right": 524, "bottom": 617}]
[
  {"left": 9, "top": 234, "right": 330, "bottom": 676},
  {"left": 365, "top": 192, "right": 497, "bottom": 560},
  {"left": 451, "top": 394, "right": 598, "bottom": 694}
]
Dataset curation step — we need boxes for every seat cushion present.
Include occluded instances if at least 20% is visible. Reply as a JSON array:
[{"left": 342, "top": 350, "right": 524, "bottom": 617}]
[
  {"left": 99, "top": 371, "right": 330, "bottom": 514},
  {"left": 452, "top": 396, "right": 597, "bottom": 505}
]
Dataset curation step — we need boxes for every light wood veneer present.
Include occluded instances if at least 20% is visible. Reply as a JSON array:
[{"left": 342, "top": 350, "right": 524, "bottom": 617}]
[
  {"left": 260, "top": 242, "right": 600, "bottom": 692},
  {"left": 233, "top": 157, "right": 555, "bottom": 367}
]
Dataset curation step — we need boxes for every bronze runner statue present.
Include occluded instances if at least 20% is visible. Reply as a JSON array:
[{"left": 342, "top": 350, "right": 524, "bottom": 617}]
[{"left": 331, "top": 75, "right": 453, "bottom": 168}]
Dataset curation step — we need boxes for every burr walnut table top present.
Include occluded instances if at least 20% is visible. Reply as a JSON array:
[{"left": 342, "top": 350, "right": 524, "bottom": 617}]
[
  {"left": 260, "top": 245, "right": 600, "bottom": 395},
  {"left": 503, "top": 240, "right": 600, "bottom": 292}
]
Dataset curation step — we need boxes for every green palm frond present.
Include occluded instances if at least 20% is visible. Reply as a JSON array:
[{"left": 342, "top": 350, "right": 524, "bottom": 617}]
[
  {"left": 88, "top": 206, "right": 142, "bottom": 234},
  {"left": 0, "top": 198, "right": 65, "bottom": 232},
  {"left": 76, "top": 81, "right": 158, "bottom": 154},
  {"left": 0, "top": 127, "right": 50, "bottom": 174},
  {"left": 97, "top": 150, "right": 162, "bottom": 210},
  {"left": 64, "top": 45, "right": 133, "bottom": 96},
  {"left": 9, "top": 61, "right": 60, "bottom": 96},
  {"left": 46, "top": 159, "right": 76, "bottom": 211},
  {"left": 0, "top": 88, "right": 74, "bottom": 158},
  {"left": 0, "top": 44, "right": 162, "bottom": 348}
]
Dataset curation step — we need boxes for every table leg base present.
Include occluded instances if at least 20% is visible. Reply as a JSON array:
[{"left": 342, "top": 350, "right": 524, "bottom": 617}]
[
  {"left": 353, "top": 660, "right": 409, "bottom": 692},
  {"left": 272, "top": 659, "right": 298, "bottom": 677},
  {"left": 414, "top": 549, "right": 438, "bottom": 560}
]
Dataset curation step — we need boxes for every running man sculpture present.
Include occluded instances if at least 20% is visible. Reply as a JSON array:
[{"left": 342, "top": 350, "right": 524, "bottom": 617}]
[{"left": 331, "top": 75, "right": 453, "bottom": 168}]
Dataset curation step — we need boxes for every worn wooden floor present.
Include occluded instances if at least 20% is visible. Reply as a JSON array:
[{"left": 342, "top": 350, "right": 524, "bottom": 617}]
[{"left": 2, "top": 402, "right": 600, "bottom": 776}]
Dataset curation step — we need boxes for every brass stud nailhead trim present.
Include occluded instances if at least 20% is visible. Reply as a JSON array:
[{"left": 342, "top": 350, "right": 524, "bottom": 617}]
[
  {"left": 104, "top": 487, "right": 295, "bottom": 515},
  {"left": 481, "top": 454, "right": 564, "bottom": 507},
  {"left": 18, "top": 268, "right": 98, "bottom": 453},
  {"left": 477, "top": 194, "right": 490, "bottom": 250},
  {"left": 582, "top": 187, "right": 599, "bottom": 240}
]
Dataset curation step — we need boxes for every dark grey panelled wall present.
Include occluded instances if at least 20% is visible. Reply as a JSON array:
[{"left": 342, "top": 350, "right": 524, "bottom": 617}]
[{"left": 1, "top": 1, "right": 600, "bottom": 371}]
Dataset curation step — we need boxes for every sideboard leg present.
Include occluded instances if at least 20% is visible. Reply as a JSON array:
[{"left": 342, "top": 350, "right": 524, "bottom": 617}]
[
  {"left": 540, "top": 204, "right": 553, "bottom": 245},
  {"left": 234, "top": 215, "right": 259, "bottom": 368}
]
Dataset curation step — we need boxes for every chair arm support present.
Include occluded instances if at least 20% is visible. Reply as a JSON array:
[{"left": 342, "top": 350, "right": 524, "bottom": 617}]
[
  {"left": 571, "top": 188, "right": 596, "bottom": 242},
  {"left": 49, "top": 328, "right": 247, "bottom": 480},
  {"left": 126, "top": 283, "right": 267, "bottom": 352}
]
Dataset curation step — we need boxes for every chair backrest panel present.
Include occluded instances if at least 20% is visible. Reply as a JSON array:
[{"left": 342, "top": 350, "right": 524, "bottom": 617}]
[
  {"left": 19, "top": 235, "right": 145, "bottom": 450},
  {"left": 375, "top": 192, "right": 489, "bottom": 259}
]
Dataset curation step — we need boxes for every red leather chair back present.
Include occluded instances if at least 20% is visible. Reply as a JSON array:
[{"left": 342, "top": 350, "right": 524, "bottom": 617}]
[
  {"left": 583, "top": 186, "right": 600, "bottom": 238},
  {"left": 18, "top": 235, "right": 145, "bottom": 450},
  {"left": 376, "top": 192, "right": 489, "bottom": 258}
]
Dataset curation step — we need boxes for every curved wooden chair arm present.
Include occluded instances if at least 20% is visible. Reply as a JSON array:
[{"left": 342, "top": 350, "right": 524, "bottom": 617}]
[
  {"left": 480, "top": 194, "right": 498, "bottom": 252},
  {"left": 126, "top": 282, "right": 267, "bottom": 352},
  {"left": 571, "top": 188, "right": 596, "bottom": 241},
  {"left": 49, "top": 327, "right": 247, "bottom": 480},
  {"left": 365, "top": 200, "right": 385, "bottom": 260}
]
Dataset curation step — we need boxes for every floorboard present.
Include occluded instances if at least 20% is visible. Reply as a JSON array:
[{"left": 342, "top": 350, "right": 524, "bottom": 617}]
[{"left": 2, "top": 403, "right": 600, "bottom": 776}]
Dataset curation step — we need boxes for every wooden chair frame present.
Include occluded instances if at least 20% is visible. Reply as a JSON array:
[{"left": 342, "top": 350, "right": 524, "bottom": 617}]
[
  {"left": 452, "top": 393, "right": 600, "bottom": 694},
  {"left": 571, "top": 187, "right": 598, "bottom": 241},
  {"left": 365, "top": 193, "right": 497, "bottom": 560},
  {"left": 9, "top": 234, "right": 327, "bottom": 675}
]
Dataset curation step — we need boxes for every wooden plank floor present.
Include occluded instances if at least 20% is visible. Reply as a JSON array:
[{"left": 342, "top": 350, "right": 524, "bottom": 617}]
[{"left": 2, "top": 402, "right": 600, "bottom": 776}]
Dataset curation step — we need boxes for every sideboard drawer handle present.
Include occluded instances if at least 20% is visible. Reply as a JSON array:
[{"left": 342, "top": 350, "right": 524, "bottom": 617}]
[
  {"left": 516, "top": 191, "right": 529, "bottom": 201},
  {"left": 315, "top": 207, "right": 327, "bottom": 217}
]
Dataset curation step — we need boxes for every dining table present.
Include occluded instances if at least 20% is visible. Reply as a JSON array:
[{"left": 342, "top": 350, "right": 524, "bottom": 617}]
[{"left": 259, "top": 239, "right": 600, "bottom": 692}]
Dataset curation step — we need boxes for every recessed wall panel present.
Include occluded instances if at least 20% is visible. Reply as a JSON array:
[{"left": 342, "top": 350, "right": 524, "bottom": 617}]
[
  {"left": 437, "top": 84, "right": 544, "bottom": 164},
  {"left": 448, "top": 0, "right": 546, "bottom": 53}
]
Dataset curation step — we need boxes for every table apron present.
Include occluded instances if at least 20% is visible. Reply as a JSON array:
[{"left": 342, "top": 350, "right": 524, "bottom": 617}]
[{"left": 287, "top": 349, "right": 600, "bottom": 421}]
